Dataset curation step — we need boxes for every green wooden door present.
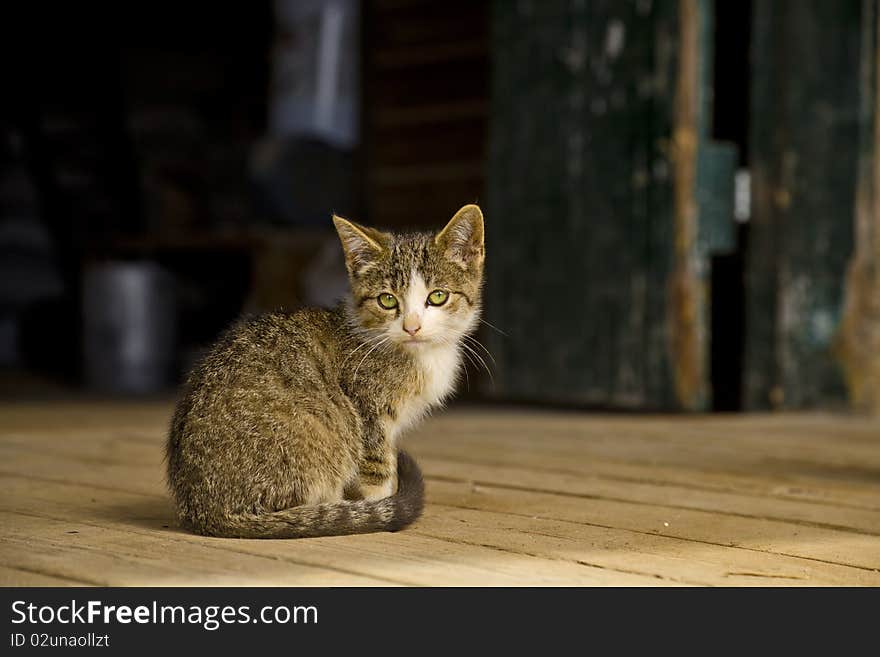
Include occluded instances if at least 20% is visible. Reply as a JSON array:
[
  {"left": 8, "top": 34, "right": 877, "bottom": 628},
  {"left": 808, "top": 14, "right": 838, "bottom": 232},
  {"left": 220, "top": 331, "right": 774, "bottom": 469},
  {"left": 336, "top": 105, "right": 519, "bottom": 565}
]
[
  {"left": 485, "top": 0, "right": 735, "bottom": 410},
  {"left": 745, "top": 0, "right": 880, "bottom": 412}
]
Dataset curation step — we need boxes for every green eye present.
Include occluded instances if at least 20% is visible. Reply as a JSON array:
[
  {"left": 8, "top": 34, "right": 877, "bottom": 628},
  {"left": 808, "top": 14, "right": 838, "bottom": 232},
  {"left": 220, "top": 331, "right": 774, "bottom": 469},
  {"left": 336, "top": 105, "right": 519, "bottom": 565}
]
[
  {"left": 377, "top": 293, "right": 398, "bottom": 310},
  {"left": 427, "top": 290, "right": 449, "bottom": 306}
]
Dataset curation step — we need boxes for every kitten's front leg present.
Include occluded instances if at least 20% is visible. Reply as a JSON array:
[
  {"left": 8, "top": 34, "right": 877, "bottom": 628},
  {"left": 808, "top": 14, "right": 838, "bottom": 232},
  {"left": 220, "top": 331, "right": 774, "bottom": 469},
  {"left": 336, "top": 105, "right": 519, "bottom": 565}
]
[{"left": 358, "top": 424, "right": 397, "bottom": 501}]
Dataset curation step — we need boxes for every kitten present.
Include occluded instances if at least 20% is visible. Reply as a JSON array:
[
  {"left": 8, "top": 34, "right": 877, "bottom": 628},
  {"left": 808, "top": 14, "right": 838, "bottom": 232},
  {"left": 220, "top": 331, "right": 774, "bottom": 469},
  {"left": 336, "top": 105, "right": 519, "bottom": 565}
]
[{"left": 165, "top": 204, "right": 485, "bottom": 538}]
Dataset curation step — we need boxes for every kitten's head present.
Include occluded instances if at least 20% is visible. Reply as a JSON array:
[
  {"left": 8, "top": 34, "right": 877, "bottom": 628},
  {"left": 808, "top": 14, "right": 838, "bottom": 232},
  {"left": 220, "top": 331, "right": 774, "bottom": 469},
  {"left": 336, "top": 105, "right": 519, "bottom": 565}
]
[{"left": 333, "top": 204, "right": 485, "bottom": 350}]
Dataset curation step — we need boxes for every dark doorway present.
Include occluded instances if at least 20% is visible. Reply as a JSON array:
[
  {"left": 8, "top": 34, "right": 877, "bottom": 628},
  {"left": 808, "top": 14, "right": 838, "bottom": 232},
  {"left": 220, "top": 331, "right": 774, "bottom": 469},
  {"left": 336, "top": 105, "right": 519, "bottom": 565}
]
[{"left": 710, "top": 0, "right": 752, "bottom": 411}]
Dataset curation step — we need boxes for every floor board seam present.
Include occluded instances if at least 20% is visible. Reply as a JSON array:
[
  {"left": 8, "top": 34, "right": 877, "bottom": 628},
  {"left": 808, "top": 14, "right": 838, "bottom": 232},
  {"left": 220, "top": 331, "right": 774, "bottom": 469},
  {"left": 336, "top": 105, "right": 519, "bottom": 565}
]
[
  {"left": 0, "top": 508, "right": 412, "bottom": 586},
  {"left": 4, "top": 442, "right": 877, "bottom": 510},
  {"left": 416, "top": 453, "right": 880, "bottom": 511},
  {"left": 409, "top": 530, "right": 705, "bottom": 585},
  {"left": 0, "top": 563, "right": 99, "bottom": 586},
  {"left": 423, "top": 474, "right": 880, "bottom": 536},
  {"left": 429, "top": 502, "right": 880, "bottom": 573},
  {"left": 0, "top": 471, "right": 164, "bottom": 498}
]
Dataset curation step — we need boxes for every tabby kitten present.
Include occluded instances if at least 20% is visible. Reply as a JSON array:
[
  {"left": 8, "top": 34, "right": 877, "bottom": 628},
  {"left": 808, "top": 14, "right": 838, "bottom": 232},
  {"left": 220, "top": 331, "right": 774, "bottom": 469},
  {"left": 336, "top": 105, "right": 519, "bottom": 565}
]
[{"left": 166, "top": 204, "right": 485, "bottom": 538}]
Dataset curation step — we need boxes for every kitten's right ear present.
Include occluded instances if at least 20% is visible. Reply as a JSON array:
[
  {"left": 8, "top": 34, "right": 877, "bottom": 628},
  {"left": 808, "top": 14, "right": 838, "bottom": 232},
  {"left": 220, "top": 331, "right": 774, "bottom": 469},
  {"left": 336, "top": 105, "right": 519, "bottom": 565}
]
[
  {"left": 436, "top": 204, "right": 484, "bottom": 269},
  {"left": 332, "top": 215, "right": 387, "bottom": 276}
]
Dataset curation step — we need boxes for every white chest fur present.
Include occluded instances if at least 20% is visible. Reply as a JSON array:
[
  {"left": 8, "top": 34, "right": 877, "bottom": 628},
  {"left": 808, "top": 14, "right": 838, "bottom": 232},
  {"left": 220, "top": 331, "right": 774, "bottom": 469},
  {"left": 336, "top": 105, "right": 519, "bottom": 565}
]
[{"left": 384, "top": 344, "right": 461, "bottom": 442}]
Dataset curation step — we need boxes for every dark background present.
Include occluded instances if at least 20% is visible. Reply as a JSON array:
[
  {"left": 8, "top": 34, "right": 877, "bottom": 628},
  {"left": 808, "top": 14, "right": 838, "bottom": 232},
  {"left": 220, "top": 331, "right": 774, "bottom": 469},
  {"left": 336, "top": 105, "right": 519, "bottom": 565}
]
[{"left": 1, "top": 1, "right": 874, "bottom": 413}]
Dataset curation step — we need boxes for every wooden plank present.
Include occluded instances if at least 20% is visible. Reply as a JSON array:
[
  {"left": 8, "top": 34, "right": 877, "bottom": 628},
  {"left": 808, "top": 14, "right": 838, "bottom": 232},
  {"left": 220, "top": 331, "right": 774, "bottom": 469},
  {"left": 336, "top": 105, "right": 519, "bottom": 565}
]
[
  {"left": 418, "top": 504, "right": 880, "bottom": 586},
  {"left": 370, "top": 161, "right": 484, "bottom": 187},
  {"left": 7, "top": 468, "right": 875, "bottom": 587},
  {"left": 416, "top": 457, "right": 880, "bottom": 536},
  {"left": 363, "top": 0, "right": 489, "bottom": 231},
  {"left": 669, "top": 0, "right": 708, "bottom": 410},
  {"left": 423, "top": 479, "right": 880, "bottom": 573},
  {"left": 0, "top": 528, "right": 386, "bottom": 588},
  {"left": 373, "top": 40, "right": 487, "bottom": 69},
  {"left": 6, "top": 416, "right": 880, "bottom": 523},
  {"left": 8, "top": 406, "right": 880, "bottom": 466},
  {"left": 6, "top": 401, "right": 879, "bottom": 454},
  {"left": 0, "top": 565, "right": 88, "bottom": 587},
  {"left": 0, "top": 400, "right": 173, "bottom": 431},
  {"left": 4, "top": 403, "right": 879, "bottom": 512},
  {"left": 0, "top": 477, "right": 665, "bottom": 587},
  {"left": 745, "top": 0, "right": 862, "bottom": 409},
  {"left": 3, "top": 404, "right": 879, "bottom": 585},
  {"left": 372, "top": 101, "right": 488, "bottom": 127},
  {"left": 411, "top": 413, "right": 880, "bottom": 509},
  {"left": 0, "top": 510, "right": 398, "bottom": 587},
  {"left": 836, "top": 0, "right": 880, "bottom": 414},
  {"left": 487, "top": 0, "right": 715, "bottom": 410},
  {"left": 365, "top": 184, "right": 486, "bottom": 230},
  {"left": 368, "top": 0, "right": 487, "bottom": 47},
  {"left": 3, "top": 443, "right": 877, "bottom": 584},
  {"left": 423, "top": 411, "right": 880, "bottom": 464},
  {"left": 371, "top": 118, "right": 488, "bottom": 166},
  {"left": 372, "top": 59, "right": 488, "bottom": 108},
  {"left": 4, "top": 405, "right": 879, "bottom": 510},
  {"left": 13, "top": 423, "right": 880, "bottom": 507},
  {"left": 411, "top": 439, "right": 880, "bottom": 512}
]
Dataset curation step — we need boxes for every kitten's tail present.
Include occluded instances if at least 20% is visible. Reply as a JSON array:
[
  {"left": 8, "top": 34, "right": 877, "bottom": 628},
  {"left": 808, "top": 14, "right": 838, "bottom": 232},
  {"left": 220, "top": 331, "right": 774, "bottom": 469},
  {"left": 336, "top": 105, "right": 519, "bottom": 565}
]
[{"left": 205, "top": 450, "right": 425, "bottom": 539}]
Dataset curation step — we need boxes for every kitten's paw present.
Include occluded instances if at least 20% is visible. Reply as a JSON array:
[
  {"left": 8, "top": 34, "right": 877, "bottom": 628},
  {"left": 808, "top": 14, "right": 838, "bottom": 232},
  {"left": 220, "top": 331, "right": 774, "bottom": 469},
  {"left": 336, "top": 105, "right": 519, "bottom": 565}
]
[{"left": 360, "top": 479, "right": 395, "bottom": 501}]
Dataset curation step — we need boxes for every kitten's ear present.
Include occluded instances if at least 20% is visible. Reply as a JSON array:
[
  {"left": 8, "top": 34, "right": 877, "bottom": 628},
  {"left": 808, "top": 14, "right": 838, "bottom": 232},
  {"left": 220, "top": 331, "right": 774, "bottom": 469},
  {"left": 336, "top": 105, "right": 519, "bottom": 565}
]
[
  {"left": 436, "top": 204, "right": 484, "bottom": 269},
  {"left": 332, "top": 215, "right": 388, "bottom": 275}
]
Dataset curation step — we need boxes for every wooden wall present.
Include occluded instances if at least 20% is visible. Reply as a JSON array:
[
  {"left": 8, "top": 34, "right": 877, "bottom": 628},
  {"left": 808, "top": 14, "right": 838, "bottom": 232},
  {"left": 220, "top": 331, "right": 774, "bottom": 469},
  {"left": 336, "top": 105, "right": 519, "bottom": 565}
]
[
  {"left": 838, "top": 0, "right": 880, "bottom": 414},
  {"left": 745, "top": 0, "right": 880, "bottom": 412},
  {"left": 486, "top": 0, "right": 880, "bottom": 413},
  {"left": 485, "top": 0, "right": 734, "bottom": 410},
  {"left": 361, "top": 0, "right": 489, "bottom": 230}
]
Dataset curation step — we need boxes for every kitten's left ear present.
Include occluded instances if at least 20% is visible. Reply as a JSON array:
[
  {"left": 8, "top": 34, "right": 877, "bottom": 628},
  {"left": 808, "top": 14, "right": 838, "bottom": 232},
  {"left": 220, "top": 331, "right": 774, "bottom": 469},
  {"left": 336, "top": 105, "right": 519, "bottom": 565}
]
[
  {"left": 333, "top": 214, "right": 389, "bottom": 276},
  {"left": 435, "top": 204, "right": 484, "bottom": 269}
]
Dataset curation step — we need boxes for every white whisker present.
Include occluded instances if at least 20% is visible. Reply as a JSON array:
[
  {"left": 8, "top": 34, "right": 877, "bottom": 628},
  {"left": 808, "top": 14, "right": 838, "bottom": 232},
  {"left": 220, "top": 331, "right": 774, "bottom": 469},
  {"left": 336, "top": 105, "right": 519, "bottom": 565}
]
[
  {"left": 342, "top": 333, "right": 385, "bottom": 368},
  {"left": 463, "top": 334, "right": 497, "bottom": 365},
  {"left": 479, "top": 318, "right": 508, "bottom": 337},
  {"left": 459, "top": 340, "right": 494, "bottom": 386},
  {"left": 352, "top": 336, "right": 390, "bottom": 382}
]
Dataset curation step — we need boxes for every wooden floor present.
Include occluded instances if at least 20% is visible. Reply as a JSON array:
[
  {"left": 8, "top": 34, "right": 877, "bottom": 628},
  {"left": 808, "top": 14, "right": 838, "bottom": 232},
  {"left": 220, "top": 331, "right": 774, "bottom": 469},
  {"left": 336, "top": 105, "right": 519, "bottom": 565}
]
[{"left": 1, "top": 401, "right": 879, "bottom": 586}]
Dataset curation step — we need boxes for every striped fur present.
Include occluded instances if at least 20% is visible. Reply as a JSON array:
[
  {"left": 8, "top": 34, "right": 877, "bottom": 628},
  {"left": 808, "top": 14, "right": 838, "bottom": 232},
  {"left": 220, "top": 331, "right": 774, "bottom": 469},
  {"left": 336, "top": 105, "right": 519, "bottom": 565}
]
[
  {"left": 198, "top": 451, "right": 424, "bottom": 539},
  {"left": 166, "top": 205, "right": 484, "bottom": 539}
]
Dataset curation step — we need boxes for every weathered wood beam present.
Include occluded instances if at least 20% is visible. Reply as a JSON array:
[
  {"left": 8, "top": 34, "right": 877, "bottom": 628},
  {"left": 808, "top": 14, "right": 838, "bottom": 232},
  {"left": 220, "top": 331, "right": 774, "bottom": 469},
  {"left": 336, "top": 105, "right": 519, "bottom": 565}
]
[
  {"left": 745, "top": 0, "right": 861, "bottom": 409},
  {"left": 836, "top": 0, "right": 880, "bottom": 414},
  {"left": 486, "top": 0, "right": 736, "bottom": 410},
  {"left": 669, "top": 0, "right": 707, "bottom": 410}
]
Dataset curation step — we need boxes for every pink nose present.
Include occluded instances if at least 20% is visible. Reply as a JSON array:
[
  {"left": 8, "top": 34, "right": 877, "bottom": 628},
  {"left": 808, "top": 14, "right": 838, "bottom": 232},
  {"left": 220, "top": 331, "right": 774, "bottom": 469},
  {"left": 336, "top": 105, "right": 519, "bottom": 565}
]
[{"left": 403, "top": 313, "right": 421, "bottom": 336}]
